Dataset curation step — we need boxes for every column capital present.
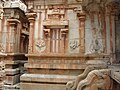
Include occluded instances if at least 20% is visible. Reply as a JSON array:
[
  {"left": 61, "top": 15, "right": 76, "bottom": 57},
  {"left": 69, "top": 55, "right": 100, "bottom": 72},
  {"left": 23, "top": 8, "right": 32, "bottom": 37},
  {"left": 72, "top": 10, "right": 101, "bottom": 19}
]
[
  {"left": 61, "top": 29, "right": 68, "bottom": 36},
  {"left": 43, "top": 29, "right": 50, "bottom": 36},
  {"left": 77, "top": 11, "right": 86, "bottom": 21},
  {"left": 26, "top": 12, "right": 37, "bottom": 23},
  {"left": 7, "top": 18, "right": 20, "bottom": 26}
]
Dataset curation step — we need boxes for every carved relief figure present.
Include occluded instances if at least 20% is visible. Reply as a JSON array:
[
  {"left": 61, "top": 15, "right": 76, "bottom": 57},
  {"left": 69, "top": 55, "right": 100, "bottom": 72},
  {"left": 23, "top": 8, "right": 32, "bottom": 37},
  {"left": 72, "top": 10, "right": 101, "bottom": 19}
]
[
  {"left": 89, "top": 28, "right": 103, "bottom": 54},
  {"left": 69, "top": 40, "right": 80, "bottom": 51},
  {"left": 83, "top": 0, "right": 106, "bottom": 54}
]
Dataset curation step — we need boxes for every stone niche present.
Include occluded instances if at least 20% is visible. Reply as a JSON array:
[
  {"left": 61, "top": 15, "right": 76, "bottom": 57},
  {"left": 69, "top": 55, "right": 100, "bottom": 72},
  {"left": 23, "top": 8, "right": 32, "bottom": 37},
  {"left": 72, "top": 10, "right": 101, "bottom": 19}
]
[{"left": 41, "top": 6, "right": 69, "bottom": 54}]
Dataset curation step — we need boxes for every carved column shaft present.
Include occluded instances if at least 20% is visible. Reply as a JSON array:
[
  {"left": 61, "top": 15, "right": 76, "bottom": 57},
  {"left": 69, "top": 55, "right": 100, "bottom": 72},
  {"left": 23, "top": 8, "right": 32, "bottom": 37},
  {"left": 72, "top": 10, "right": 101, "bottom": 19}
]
[
  {"left": 61, "top": 32, "right": 65, "bottom": 53},
  {"left": 47, "top": 35, "right": 51, "bottom": 53},
  {"left": 44, "top": 29, "right": 50, "bottom": 53},
  {"left": 0, "top": 19, "right": 1, "bottom": 44},
  {"left": 20, "top": 35, "right": 25, "bottom": 53},
  {"left": 61, "top": 29, "right": 68, "bottom": 53},
  {"left": 106, "top": 2, "right": 119, "bottom": 62},
  {"left": 26, "top": 12, "right": 37, "bottom": 53},
  {"left": 29, "top": 21, "right": 34, "bottom": 53},
  {"left": 77, "top": 11, "right": 86, "bottom": 54},
  {"left": 7, "top": 19, "right": 20, "bottom": 53}
]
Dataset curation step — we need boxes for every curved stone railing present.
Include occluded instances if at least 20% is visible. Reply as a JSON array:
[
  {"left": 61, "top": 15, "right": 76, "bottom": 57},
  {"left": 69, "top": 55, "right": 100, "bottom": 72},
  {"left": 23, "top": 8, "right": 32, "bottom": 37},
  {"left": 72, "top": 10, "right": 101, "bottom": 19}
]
[
  {"left": 66, "top": 65, "right": 109, "bottom": 90},
  {"left": 76, "top": 69, "right": 111, "bottom": 90}
]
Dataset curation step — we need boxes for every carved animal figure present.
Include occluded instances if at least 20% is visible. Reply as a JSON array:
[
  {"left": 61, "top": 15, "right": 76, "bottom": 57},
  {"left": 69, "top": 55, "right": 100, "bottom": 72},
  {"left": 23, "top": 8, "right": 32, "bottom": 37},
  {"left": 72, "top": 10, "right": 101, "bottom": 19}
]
[
  {"left": 66, "top": 65, "right": 107, "bottom": 90},
  {"left": 76, "top": 69, "right": 111, "bottom": 90}
]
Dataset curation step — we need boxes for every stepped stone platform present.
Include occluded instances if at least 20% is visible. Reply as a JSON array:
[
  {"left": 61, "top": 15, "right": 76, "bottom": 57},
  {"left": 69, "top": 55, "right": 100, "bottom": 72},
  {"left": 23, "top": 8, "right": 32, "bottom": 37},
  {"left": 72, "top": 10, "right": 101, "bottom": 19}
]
[{"left": 20, "top": 54, "right": 109, "bottom": 90}]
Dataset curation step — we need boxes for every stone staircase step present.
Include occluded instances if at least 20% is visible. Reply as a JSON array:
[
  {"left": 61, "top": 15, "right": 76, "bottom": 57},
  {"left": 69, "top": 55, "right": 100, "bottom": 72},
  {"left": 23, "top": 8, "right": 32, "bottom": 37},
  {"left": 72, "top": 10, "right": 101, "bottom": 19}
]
[{"left": 21, "top": 74, "right": 76, "bottom": 84}]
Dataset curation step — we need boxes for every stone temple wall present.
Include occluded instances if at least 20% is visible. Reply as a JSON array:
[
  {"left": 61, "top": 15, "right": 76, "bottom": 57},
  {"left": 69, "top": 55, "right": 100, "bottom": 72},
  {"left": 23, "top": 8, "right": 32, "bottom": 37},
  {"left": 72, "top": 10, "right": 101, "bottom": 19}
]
[
  {"left": 21, "top": 0, "right": 120, "bottom": 90},
  {"left": 0, "top": 0, "right": 119, "bottom": 90}
]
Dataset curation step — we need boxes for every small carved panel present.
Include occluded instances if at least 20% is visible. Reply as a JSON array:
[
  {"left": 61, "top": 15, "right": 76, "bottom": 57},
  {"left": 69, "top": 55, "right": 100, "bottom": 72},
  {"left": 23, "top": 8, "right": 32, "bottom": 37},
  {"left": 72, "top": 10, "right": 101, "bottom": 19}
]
[
  {"left": 35, "top": 40, "right": 46, "bottom": 53},
  {"left": 69, "top": 39, "right": 80, "bottom": 51}
]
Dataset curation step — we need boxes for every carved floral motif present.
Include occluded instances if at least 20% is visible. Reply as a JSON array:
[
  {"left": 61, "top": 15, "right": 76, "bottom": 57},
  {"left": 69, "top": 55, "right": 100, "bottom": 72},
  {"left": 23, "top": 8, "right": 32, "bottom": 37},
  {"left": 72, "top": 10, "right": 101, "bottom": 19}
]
[{"left": 35, "top": 40, "right": 46, "bottom": 53}]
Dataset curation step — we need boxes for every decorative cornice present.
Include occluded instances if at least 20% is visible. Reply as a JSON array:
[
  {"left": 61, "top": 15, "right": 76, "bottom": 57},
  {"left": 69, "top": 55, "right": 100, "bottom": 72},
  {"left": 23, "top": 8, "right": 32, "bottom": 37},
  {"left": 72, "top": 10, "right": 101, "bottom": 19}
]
[{"left": 4, "top": 0, "right": 27, "bottom": 12}]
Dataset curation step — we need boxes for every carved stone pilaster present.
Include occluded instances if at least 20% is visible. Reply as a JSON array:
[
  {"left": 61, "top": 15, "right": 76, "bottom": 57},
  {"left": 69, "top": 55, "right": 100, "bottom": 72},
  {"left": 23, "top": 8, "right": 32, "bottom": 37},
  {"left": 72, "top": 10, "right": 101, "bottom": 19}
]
[
  {"left": 61, "top": 29, "right": 68, "bottom": 53},
  {"left": 77, "top": 11, "right": 86, "bottom": 54},
  {"left": 43, "top": 29, "right": 50, "bottom": 53},
  {"left": 26, "top": 12, "right": 37, "bottom": 53},
  {"left": 20, "top": 35, "right": 26, "bottom": 53},
  {"left": 106, "top": 2, "right": 120, "bottom": 62},
  {"left": 7, "top": 19, "right": 20, "bottom": 53}
]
